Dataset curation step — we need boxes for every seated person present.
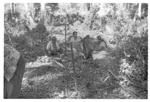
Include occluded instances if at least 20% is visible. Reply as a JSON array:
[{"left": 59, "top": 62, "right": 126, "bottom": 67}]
[{"left": 46, "top": 36, "right": 62, "bottom": 56}]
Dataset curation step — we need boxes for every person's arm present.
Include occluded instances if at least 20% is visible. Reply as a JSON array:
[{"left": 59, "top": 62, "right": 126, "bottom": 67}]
[
  {"left": 68, "top": 36, "right": 72, "bottom": 42},
  {"left": 46, "top": 42, "right": 51, "bottom": 51},
  {"left": 56, "top": 41, "right": 60, "bottom": 50}
]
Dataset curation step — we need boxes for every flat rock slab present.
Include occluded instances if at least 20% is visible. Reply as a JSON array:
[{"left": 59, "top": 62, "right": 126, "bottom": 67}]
[{"left": 93, "top": 51, "right": 109, "bottom": 60}]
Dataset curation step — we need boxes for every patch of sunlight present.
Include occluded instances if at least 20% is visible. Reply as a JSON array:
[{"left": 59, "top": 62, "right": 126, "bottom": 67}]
[{"left": 93, "top": 51, "right": 109, "bottom": 60}]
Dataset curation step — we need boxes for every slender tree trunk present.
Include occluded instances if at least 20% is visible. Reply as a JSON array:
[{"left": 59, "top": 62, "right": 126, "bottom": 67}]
[
  {"left": 71, "top": 43, "right": 78, "bottom": 92},
  {"left": 65, "top": 17, "right": 67, "bottom": 55},
  {"left": 71, "top": 43, "right": 75, "bottom": 74},
  {"left": 87, "top": 3, "right": 91, "bottom": 11},
  {"left": 12, "top": 3, "right": 15, "bottom": 15},
  {"left": 138, "top": 3, "right": 142, "bottom": 17},
  {"left": 7, "top": 34, "right": 14, "bottom": 47}
]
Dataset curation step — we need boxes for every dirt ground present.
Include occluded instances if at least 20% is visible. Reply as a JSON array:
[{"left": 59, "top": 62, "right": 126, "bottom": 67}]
[{"left": 19, "top": 50, "right": 127, "bottom": 99}]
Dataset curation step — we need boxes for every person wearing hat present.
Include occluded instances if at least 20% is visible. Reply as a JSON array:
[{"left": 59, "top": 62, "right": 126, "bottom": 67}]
[
  {"left": 95, "top": 35, "right": 107, "bottom": 51},
  {"left": 46, "top": 36, "right": 62, "bottom": 56}
]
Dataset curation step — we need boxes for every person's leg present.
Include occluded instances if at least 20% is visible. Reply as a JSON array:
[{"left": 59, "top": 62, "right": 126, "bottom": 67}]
[
  {"left": 86, "top": 50, "right": 93, "bottom": 59},
  {"left": 51, "top": 51, "right": 57, "bottom": 56}
]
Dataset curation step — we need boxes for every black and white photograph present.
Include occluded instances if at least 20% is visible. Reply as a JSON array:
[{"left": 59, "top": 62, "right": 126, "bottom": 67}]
[{"left": 3, "top": 2, "right": 148, "bottom": 99}]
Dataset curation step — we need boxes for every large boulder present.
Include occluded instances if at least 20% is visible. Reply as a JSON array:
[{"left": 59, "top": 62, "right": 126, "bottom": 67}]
[{"left": 4, "top": 44, "right": 25, "bottom": 98}]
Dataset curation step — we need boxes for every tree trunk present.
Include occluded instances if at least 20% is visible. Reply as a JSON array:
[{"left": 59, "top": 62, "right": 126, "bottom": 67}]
[
  {"left": 71, "top": 43, "right": 78, "bottom": 92},
  {"left": 12, "top": 3, "right": 15, "bottom": 15},
  {"left": 64, "top": 17, "right": 67, "bottom": 55},
  {"left": 138, "top": 3, "right": 141, "bottom": 17}
]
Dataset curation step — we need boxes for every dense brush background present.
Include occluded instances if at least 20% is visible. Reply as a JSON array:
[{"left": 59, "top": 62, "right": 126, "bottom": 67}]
[{"left": 4, "top": 3, "right": 148, "bottom": 99}]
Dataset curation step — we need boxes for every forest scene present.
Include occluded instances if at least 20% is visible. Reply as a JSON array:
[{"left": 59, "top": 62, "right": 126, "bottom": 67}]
[{"left": 4, "top": 3, "right": 148, "bottom": 99}]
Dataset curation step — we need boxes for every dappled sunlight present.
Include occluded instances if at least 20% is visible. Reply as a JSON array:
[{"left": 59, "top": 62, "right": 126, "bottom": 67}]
[{"left": 4, "top": 3, "right": 148, "bottom": 99}]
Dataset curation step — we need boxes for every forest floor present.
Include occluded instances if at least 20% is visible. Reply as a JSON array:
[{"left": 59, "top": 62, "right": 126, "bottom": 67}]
[
  {"left": 18, "top": 31, "right": 128, "bottom": 99},
  {"left": 19, "top": 49, "right": 127, "bottom": 99}
]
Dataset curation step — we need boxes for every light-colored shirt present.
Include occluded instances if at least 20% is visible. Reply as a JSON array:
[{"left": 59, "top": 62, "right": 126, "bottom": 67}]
[
  {"left": 68, "top": 36, "right": 82, "bottom": 51},
  {"left": 69, "top": 36, "right": 81, "bottom": 43},
  {"left": 46, "top": 41, "right": 60, "bottom": 52},
  {"left": 94, "top": 40, "right": 107, "bottom": 51}
]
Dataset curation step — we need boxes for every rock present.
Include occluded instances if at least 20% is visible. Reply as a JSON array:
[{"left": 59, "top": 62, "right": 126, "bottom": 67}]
[
  {"left": 4, "top": 44, "right": 20, "bottom": 81},
  {"left": 4, "top": 44, "right": 25, "bottom": 98},
  {"left": 93, "top": 51, "right": 108, "bottom": 60}
]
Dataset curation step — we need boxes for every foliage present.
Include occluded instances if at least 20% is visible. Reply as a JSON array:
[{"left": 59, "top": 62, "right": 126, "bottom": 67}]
[
  {"left": 4, "top": 3, "right": 148, "bottom": 99},
  {"left": 112, "top": 17, "right": 148, "bottom": 98}
]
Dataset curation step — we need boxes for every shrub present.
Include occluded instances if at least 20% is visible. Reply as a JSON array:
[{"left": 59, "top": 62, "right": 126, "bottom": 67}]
[{"left": 113, "top": 17, "right": 148, "bottom": 98}]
